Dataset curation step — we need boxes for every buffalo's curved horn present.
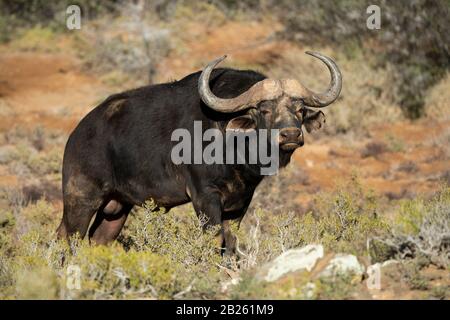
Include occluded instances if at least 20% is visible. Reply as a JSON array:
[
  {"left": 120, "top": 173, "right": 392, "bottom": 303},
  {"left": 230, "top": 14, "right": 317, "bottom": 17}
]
[
  {"left": 198, "top": 55, "right": 282, "bottom": 113},
  {"left": 284, "top": 51, "right": 342, "bottom": 108}
]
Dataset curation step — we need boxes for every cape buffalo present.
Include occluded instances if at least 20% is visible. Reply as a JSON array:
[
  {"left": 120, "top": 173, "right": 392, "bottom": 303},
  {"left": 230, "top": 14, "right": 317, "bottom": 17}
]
[{"left": 57, "top": 51, "right": 342, "bottom": 254}]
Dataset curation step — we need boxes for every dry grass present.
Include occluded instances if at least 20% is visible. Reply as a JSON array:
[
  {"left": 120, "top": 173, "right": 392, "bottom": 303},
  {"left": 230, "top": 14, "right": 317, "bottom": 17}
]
[{"left": 425, "top": 73, "right": 450, "bottom": 121}]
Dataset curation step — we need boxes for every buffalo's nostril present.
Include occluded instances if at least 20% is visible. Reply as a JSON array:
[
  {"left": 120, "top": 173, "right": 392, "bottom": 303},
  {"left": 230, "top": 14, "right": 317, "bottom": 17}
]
[{"left": 280, "top": 128, "right": 302, "bottom": 140}]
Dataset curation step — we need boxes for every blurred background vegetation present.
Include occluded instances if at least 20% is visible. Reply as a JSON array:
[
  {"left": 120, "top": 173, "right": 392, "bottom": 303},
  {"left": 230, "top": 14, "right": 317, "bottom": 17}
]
[{"left": 1, "top": 0, "right": 449, "bottom": 118}]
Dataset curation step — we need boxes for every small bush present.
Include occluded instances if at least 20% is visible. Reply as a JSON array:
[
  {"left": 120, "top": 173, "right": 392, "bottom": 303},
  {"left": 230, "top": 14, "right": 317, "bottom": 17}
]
[
  {"left": 15, "top": 265, "right": 60, "bottom": 299},
  {"left": 123, "top": 201, "right": 221, "bottom": 271},
  {"left": 397, "top": 161, "right": 418, "bottom": 174},
  {"left": 361, "top": 141, "right": 388, "bottom": 158},
  {"left": 70, "top": 245, "right": 180, "bottom": 299},
  {"left": 385, "top": 135, "right": 405, "bottom": 153},
  {"left": 6, "top": 142, "right": 62, "bottom": 177},
  {"left": 369, "top": 186, "right": 450, "bottom": 268},
  {"left": 12, "top": 26, "right": 57, "bottom": 52}
]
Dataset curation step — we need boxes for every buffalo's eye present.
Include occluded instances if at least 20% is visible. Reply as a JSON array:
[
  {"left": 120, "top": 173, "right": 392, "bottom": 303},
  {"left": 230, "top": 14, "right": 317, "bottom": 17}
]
[{"left": 259, "top": 101, "right": 273, "bottom": 116}]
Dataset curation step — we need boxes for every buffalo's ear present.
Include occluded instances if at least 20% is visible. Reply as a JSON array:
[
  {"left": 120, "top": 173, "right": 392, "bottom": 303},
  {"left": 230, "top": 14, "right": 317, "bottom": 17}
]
[
  {"left": 226, "top": 115, "right": 257, "bottom": 131},
  {"left": 303, "top": 109, "right": 326, "bottom": 133}
]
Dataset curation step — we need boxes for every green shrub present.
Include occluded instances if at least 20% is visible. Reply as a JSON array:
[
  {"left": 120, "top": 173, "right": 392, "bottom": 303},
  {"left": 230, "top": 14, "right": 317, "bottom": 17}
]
[
  {"left": 70, "top": 245, "right": 180, "bottom": 299},
  {"left": 314, "top": 273, "right": 358, "bottom": 299},
  {"left": 369, "top": 186, "right": 450, "bottom": 267},
  {"left": 15, "top": 265, "right": 60, "bottom": 299},
  {"left": 395, "top": 199, "right": 426, "bottom": 235},
  {"left": 9, "top": 143, "right": 62, "bottom": 177},
  {"left": 12, "top": 26, "right": 57, "bottom": 52},
  {"left": 123, "top": 201, "right": 221, "bottom": 271},
  {"left": 229, "top": 271, "right": 269, "bottom": 299}
]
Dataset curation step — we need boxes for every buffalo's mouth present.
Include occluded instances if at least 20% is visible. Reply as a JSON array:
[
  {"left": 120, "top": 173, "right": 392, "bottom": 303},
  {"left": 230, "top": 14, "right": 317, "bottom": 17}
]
[{"left": 280, "top": 142, "right": 301, "bottom": 151}]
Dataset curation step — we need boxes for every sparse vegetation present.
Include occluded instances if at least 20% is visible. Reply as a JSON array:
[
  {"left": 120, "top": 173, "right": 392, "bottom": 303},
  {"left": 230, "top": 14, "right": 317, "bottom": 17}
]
[
  {"left": 369, "top": 187, "right": 450, "bottom": 268},
  {"left": 361, "top": 142, "right": 388, "bottom": 159},
  {"left": 234, "top": 176, "right": 390, "bottom": 267},
  {"left": 0, "top": 171, "right": 448, "bottom": 299}
]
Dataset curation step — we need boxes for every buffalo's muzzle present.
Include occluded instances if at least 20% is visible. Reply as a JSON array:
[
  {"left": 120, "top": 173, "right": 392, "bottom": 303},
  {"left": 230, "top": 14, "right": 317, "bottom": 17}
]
[{"left": 279, "top": 127, "right": 303, "bottom": 150}]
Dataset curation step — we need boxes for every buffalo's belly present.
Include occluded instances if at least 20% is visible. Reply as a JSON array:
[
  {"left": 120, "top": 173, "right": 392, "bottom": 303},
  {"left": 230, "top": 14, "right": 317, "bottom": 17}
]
[
  {"left": 116, "top": 175, "right": 188, "bottom": 208},
  {"left": 151, "top": 188, "right": 190, "bottom": 208}
]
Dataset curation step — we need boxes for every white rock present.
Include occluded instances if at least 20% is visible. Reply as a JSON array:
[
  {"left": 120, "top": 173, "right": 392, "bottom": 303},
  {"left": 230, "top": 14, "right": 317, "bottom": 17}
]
[
  {"left": 381, "top": 259, "right": 399, "bottom": 268},
  {"left": 263, "top": 245, "right": 324, "bottom": 282},
  {"left": 320, "top": 254, "right": 364, "bottom": 277}
]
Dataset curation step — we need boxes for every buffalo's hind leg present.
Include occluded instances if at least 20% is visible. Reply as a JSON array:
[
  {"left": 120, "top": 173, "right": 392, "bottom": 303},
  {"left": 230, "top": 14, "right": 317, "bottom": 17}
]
[
  {"left": 57, "top": 193, "right": 103, "bottom": 241},
  {"left": 88, "top": 201, "right": 133, "bottom": 245},
  {"left": 57, "top": 174, "right": 104, "bottom": 241}
]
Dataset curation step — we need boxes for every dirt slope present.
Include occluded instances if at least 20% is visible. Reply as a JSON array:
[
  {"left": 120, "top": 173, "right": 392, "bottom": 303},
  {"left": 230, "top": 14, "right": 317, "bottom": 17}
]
[{"left": 0, "top": 52, "right": 109, "bottom": 132}]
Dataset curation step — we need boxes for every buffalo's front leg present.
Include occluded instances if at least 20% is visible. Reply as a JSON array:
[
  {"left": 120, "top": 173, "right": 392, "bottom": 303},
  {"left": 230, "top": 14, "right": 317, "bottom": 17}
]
[
  {"left": 221, "top": 220, "right": 237, "bottom": 256},
  {"left": 190, "top": 190, "right": 234, "bottom": 255}
]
